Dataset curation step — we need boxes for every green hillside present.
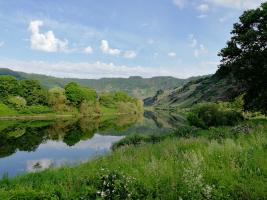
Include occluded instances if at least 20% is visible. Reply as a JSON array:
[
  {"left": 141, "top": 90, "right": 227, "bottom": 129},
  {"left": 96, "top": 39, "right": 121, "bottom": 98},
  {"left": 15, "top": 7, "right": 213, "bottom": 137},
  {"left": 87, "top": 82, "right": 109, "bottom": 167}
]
[
  {"left": 0, "top": 68, "right": 189, "bottom": 99},
  {"left": 145, "top": 74, "right": 245, "bottom": 108}
]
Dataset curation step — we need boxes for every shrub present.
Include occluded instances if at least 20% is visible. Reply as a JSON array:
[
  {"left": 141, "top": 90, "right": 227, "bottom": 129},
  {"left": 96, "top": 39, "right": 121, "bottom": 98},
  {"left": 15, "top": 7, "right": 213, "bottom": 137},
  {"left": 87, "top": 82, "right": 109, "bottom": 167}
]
[
  {"left": 79, "top": 101, "right": 101, "bottom": 116},
  {"left": 7, "top": 96, "right": 27, "bottom": 110},
  {"left": 172, "top": 126, "right": 199, "bottom": 138},
  {"left": 19, "top": 105, "right": 52, "bottom": 114},
  {"left": 112, "top": 134, "right": 165, "bottom": 150},
  {"left": 188, "top": 103, "right": 244, "bottom": 128}
]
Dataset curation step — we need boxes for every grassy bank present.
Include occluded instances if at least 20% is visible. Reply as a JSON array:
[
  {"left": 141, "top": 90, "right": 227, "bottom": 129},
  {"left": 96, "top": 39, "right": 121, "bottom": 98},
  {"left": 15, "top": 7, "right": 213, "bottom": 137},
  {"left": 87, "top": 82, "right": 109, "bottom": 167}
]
[{"left": 0, "top": 119, "right": 267, "bottom": 199}]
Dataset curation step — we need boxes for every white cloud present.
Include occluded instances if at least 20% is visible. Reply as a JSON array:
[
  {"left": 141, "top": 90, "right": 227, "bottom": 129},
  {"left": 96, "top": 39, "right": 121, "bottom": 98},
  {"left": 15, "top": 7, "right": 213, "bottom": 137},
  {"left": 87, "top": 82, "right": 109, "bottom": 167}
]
[
  {"left": 84, "top": 46, "right": 93, "bottom": 54},
  {"left": 168, "top": 52, "right": 177, "bottom": 57},
  {"left": 124, "top": 50, "right": 137, "bottom": 59},
  {"left": 28, "top": 20, "right": 69, "bottom": 52},
  {"left": 100, "top": 40, "right": 121, "bottom": 56},
  {"left": 0, "top": 41, "right": 4, "bottom": 47},
  {"left": 197, "top": 4, "right": 210, "bottom": 12},
  {"left": 206, "top": 0, "right": 265, "bottom": 10},
  {"left": 173, "top": 0, "right": 186, "bottom": 9}
]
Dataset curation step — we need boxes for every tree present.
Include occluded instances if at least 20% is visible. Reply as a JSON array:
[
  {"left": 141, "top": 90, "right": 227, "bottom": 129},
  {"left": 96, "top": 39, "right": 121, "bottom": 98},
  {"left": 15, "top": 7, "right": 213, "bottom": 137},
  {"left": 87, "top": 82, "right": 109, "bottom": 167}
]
[
  {"left": 48, "top": 87, "right": 68, "bottom": 112},
  {"left": 18, "top": 80, "right": 48, "bottom": 105},
  {"left": 0, "top": 76, "right": 19, "bottom": 100},
  {"left": 64, "top": 82, "right": 97, "bottom": 107},
  {"left": 217, "top": 2, "right": 267, "bottom": 113}
]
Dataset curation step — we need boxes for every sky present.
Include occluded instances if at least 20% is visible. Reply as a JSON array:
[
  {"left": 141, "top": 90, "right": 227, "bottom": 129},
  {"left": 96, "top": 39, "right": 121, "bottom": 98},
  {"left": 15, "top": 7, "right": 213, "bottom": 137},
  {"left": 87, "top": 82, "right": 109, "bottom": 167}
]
[{"left": 0, "top": 0, "right": 265, "bottom": 79}]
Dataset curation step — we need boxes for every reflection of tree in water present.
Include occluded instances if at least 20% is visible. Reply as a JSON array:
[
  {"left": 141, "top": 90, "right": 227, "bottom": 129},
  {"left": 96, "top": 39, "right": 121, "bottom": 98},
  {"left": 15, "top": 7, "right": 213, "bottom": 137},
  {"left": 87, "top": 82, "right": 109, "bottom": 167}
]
[
  {"left": 0, "top": 114, "right": 141, "bottom": 157},
  {"left": 0, "top": 123, "right": 51, "bottom": 158}
]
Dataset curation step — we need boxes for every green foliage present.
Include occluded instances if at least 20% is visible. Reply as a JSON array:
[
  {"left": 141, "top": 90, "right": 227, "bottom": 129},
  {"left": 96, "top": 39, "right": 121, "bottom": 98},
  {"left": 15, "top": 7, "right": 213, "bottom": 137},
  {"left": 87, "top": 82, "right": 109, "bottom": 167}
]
[
  {"left": 0, "top": 102, "right": 18, "bottom": 116},
  {"left": 217, "top": 2, "right": 267, "bottom": 113},
  {"left": 48, "top": 87, "right": 70, "bottom": 112},
  {"left": 79, "top": 101, "right": 101, "bottom": 116},
  {"left": 18, "top": 80, "right": 48, "bottom": 106},
  {"left": 65, "top": 82, "right": 97, "bottom": 107},
  {"left": 7, "top": 96, "right": 27, "bottom": 110},
  {"left": 19, "top": 105, "right": 52, "bottom": 114},
  {"left": 187, "top": 103, "right": 244, "bottom": 128},
  {"left": 0, "top": 76, "right": 19, "bottom": 100}
]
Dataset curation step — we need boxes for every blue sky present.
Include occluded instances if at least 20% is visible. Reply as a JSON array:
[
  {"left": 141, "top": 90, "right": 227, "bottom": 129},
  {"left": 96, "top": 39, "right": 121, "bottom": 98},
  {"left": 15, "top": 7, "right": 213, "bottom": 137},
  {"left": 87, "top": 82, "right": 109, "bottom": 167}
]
[{"left": 0, "top": 0, "right": 265, "bottom": 78}]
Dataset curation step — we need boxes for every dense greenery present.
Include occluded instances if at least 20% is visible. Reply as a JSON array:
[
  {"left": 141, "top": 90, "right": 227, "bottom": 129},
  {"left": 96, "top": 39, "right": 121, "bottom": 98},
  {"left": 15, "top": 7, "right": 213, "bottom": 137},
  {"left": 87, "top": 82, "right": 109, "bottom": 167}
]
[
  {"left": 217, "top": 2, "right": 267, "bottom": 113},
  {"left": 187, "top": 102, "right": 244, "bottom": 129},
  {"left": 0, "top": 75, "right": 143, "bottom": 116}
]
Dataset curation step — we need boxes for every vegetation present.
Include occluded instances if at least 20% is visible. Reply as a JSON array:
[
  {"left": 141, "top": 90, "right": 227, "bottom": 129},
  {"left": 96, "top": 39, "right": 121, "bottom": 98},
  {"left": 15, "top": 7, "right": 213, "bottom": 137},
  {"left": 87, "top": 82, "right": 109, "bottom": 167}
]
[
  {"left": 217, "top": 2, "right": 267, "bottom": 113},
  {"left": 187, "top": 102, "right": 244, "bottom": 129},
  {"left": 0, "top": 68, "right": 192, "bottom": 99},
  {"left": 0, "top": 119, "right": 266, "bottom": 199},
  {"left": 0, "top": 3, "right": 267, "bottom": 200},
  {"left": 0, "top": 75, "right": 143, "bottom": 117}
]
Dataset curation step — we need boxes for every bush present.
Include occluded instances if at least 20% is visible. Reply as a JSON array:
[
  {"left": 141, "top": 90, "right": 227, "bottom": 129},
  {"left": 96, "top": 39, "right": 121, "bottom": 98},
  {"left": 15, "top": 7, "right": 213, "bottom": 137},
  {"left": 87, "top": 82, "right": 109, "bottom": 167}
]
[
  {"left": 187, "top": 103, "right": 244, "bottom": 128},
  {"left": 19, "top": 105, "right": 52, "bottom": 114},
  {"left": 172, "top": 126, "right": 199, "bottom": 138},
  {"left": 7, "top": 96, "right": 27, "bottom": 110},
  {"left": 112, "top": 134, "right": 165, "bottom": 150}
]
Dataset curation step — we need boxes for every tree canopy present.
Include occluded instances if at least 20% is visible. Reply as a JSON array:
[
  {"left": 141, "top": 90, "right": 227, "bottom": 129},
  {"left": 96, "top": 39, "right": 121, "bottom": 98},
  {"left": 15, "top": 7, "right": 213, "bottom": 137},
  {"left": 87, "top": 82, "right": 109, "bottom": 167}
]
[{"left": 217, "top": 2, "right": 267, "bottom": 113}]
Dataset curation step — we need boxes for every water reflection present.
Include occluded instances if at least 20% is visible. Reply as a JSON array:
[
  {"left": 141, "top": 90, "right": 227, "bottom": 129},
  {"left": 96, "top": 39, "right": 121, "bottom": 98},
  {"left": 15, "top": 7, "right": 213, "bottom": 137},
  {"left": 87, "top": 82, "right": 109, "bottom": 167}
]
[{"left": 0, "top": 111, "right": 184, "bottom": 177}]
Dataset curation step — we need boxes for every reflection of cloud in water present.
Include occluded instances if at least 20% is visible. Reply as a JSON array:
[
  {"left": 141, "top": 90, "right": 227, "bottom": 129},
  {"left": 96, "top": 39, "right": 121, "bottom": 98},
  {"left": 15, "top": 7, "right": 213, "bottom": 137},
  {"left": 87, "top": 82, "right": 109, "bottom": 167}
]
[
  {"left": 27, "top": 158, "right": 52, "bottom": 172},
  {"left": 39, "top": 134, "right": 124, "bottom": 150},
  {"left": 75, "top": 134, "right": 124, "bottom": 150}
]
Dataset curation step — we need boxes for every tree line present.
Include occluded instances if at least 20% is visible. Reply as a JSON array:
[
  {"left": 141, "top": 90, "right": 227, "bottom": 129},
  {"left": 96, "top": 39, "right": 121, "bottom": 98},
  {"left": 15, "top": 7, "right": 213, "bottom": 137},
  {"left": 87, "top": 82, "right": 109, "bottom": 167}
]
[{"left": 0, "top": 75, "right": 143, "bottom": 115}]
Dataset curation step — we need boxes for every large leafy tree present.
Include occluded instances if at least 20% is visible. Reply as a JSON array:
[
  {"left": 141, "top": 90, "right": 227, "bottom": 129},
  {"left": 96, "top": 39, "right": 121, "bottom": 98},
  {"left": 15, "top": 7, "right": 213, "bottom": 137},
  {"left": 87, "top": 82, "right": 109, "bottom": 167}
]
[
  {"left": 18, "top": 80, "right": 48, "bottom": 105},
  {"left": 0, "top": 76, "right": 19, "bottom": 99},
  {"left": 64, "top": 82, "right": 97, "bottom": 106},
  {"left": 217, "top": 2, "right": 267, "bottom": 113}
]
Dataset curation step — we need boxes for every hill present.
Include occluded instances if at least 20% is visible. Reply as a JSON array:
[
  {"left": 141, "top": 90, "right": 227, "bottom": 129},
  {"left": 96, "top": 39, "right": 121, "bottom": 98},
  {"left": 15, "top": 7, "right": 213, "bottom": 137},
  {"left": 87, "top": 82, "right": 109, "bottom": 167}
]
[
  {"left": 0, "top": 68, "right": 193, "bottom": 99},
  {"left": 144, "top": 74, "right": 245, "bottom": 108}
]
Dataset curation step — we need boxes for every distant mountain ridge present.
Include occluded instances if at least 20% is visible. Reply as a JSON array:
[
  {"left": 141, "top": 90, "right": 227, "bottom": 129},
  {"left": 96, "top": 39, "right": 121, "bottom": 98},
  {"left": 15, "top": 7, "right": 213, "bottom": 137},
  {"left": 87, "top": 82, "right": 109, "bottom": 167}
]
[{"left": 0, "top": 68, "right": 201, "bottom": 99}]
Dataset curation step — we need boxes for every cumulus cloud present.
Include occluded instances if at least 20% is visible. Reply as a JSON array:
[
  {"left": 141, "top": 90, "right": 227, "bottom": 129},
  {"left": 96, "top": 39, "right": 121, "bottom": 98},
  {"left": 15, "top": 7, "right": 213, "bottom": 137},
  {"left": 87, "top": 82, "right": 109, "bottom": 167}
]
[
  {"left": 28, "top": 20, "right": 69, "bottom": 52},
  {"left": 206, "top": 0, "right": 265, "bottom": 10},
  {"left": 168, "top": 52, "right": 177, "bottom": 58},
  {"left": 100, "top": 40, "right": 121, "bottom": 55},
  {"left": 124, "top": 50, "right": 137, "bottom": 59},
  {"left": 197, "top": 4, "right": 210, "bottom": 12},
  {"left": 83, "top": 46, "right": 93, "bottom": 54},
  {"left": 173, "top": 0, "right": 186, "bottom": 9}
]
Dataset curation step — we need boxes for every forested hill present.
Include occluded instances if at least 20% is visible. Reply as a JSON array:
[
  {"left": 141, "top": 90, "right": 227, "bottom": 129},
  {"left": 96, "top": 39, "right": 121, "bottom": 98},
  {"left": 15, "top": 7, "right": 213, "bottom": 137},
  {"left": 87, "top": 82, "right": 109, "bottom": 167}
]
[{"left": 0, "top": 68, "right": 201, "bottom": 99}]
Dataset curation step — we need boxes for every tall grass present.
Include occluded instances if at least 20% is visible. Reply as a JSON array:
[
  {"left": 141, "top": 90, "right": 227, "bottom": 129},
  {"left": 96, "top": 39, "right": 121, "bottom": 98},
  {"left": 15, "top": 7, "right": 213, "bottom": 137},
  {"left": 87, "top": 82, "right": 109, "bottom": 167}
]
[{"left": 0, "top": 119, "right": 267, "bottom": 199}]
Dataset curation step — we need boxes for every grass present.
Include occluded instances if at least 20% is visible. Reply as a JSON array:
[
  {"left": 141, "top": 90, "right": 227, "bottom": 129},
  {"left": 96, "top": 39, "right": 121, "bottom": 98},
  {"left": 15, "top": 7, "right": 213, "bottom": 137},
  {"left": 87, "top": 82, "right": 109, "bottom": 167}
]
[
  {"left": 0, "top": 119, "right": 267, "bottom": 199},
  {"left": 0, "top": 103, "right": 18, "bottom": 116}
]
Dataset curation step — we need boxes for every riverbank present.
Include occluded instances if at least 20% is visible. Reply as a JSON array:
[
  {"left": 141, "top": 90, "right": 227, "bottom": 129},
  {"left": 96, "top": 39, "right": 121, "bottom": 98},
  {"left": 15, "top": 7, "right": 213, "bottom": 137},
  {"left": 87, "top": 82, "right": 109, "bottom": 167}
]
[{"left": 0, "top": 118, "right": 266, "bottom": 199}]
